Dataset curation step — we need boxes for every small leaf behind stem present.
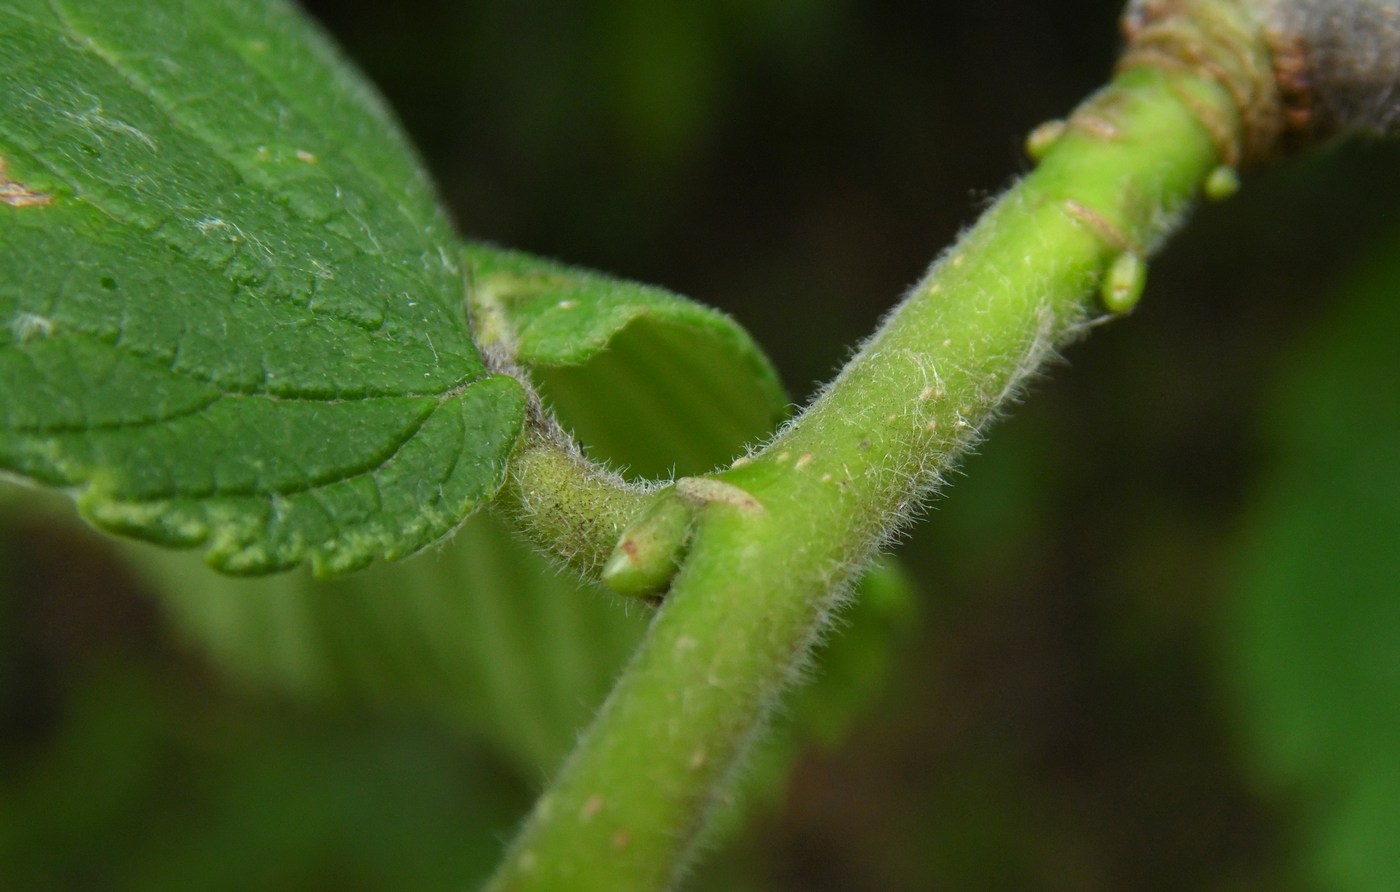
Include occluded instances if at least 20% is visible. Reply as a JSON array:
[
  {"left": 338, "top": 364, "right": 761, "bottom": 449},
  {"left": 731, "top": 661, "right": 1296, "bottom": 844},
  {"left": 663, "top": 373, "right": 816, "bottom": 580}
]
[{"left": 466, "top": 243, "right": 788, "bottom": 480}]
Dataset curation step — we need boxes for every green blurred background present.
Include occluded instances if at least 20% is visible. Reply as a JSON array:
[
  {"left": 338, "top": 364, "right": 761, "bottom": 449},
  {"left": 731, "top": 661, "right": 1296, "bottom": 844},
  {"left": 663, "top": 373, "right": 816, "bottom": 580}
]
[{"left": 6, "top": 0, "right": 1400, "bottom": 888}]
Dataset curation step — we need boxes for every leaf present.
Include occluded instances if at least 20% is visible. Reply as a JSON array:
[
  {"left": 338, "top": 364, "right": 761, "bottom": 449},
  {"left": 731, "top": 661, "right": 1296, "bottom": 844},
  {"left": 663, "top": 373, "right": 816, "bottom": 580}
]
[
  {"left": 467, "top": 243, "right": 789, "bottom": 478},
  {"left": 1225, "top": 225, "right": 1400, "bottom": 891},
  {"left": 0, "top": 0, "right": 525, "bottom": 576}
]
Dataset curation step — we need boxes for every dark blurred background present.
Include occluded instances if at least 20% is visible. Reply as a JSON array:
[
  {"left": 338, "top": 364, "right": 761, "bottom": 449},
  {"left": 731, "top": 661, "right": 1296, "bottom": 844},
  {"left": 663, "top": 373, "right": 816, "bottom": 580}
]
[{"left": 6, "top": 0, "right": 1400, "bottom": 889}]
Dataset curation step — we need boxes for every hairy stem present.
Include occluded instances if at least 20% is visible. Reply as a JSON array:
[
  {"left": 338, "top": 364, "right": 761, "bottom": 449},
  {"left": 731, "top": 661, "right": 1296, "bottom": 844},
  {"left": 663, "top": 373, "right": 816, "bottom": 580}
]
[
  {"left": 495, "top": 419, "right": 657, "bottom": 579},
  {"left": 487, "top": 56, "right": 1239, "bottom": 890}
]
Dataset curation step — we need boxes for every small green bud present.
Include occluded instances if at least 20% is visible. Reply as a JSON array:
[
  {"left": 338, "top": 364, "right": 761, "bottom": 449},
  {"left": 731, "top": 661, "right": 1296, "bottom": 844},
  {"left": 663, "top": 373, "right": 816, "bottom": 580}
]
[
  {"left": 1203, "top": 165, "right": 1241, "bottom": 201},
  {"left": 1101, "top": 252, "right": 1146, "bottom": 314},
  {"left": 1024, "top": 119, "right": 1067, "bottom": 162},
  {"left": 602, "top": 492, "right": 694, "bottom": 599}
]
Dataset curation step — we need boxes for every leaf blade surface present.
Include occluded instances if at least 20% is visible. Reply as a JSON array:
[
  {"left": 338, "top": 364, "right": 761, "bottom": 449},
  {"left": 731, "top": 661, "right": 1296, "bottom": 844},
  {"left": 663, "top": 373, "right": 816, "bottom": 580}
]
[{"left": 0, "top": 0, "right": 525, "bottom": 575}]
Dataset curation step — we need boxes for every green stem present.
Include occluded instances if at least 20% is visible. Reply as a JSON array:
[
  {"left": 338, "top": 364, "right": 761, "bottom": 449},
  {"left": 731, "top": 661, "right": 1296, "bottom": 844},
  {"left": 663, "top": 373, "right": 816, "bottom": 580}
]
[
  {"left": 487, "top": 44, "right": 1255, "bottom": 892},
  {"left": 494, "top": 422, "right": 657, "bottom": 579}
]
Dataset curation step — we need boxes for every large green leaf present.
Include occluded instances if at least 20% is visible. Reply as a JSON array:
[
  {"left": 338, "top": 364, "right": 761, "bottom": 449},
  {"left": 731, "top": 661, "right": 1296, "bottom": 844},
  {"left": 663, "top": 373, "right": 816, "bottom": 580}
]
[
  {"left": 1226, "top": 226, "right": 1400, "bottom": 891},
  {"left": 0, "top": 597, "right": 529, "bottom": 892},
  {"left": 0, "top": 0, "right": 525, "bottom": 577}
]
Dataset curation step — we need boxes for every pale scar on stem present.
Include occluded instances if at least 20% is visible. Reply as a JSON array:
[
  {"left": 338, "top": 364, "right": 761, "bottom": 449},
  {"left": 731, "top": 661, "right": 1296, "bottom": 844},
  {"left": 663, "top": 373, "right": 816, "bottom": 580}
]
[{"left": 0, "top": 157, "right": 53, "bottom": 208}]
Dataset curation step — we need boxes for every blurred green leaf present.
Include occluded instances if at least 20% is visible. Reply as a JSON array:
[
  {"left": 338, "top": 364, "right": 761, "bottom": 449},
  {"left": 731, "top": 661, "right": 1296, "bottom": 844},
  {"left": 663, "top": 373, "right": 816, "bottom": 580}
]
[
  {"left": 0, "top": 659, "right": 528, "bottom": 892},
  {"left": 1226, "top": 225, "right": 1400, "bottom": 891},
  {"left": 134, "top": 513, "right": 644, "bottom": 776}
]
